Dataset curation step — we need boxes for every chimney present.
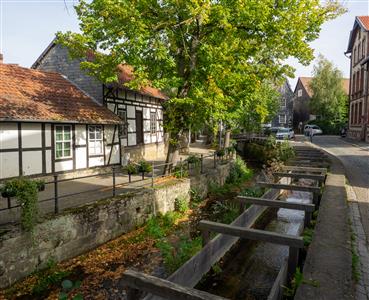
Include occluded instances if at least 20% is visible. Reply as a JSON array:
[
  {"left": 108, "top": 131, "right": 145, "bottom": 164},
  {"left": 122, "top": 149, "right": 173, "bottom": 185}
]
[{"left": 0, "top": 53, "right": 3, "bottom": 64}]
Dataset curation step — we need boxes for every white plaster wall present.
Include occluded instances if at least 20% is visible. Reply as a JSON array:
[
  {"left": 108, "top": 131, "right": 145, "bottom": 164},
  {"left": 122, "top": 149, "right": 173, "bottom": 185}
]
[
  {"left": 21, "top": 123, "right": 42, "bottom": 148},
  {"left": 106, "top": 144, "right": 120, "bottom": 165},
  {"left": 45, "top": 124, "right": 51, "bottom": 147},
  {"left": 0, "top": 152, "right": 19, "bottom": 179},
  {"left": 0, "top": 123, "right": 18, "bottom": 149},
  {"left": 55, "top": 160, "right": 73, "bottom": 172},
  {"left": 89, "top": 156, "right": 104, "bottom": 167},
  {"left": 128, "top": 133, "right": 136, "bottom": 146},
  {"left": 143, "top": 96, "right": 150, "bottom": 102},
  {"left": 22, "top": 151, "right": 42, "bottom": 176},
  {"left": 46, "top": 150, "right": 52, "bottom": 173},
  {"left": 107, "top": 103, "right": 115, "bottom": 113},
  {"left": 136, "top": 106, "right": 142, "bottom": 111},
  {"left": 143, "top": 108, "right": 150, "bottom": 119},
  {"left": 127, "top": 105, "right": 135, "bottom": 118},
  {"left": 75, "top": 125, "right": 86, "bottom": 145},
  {"left": 128, "top": 120, "right": 136, "bottom": 133},
  {"left": 158, "top": 135, "right": 163, "bottom": 142},
  {"left": 121, "top": 138, "right": 128, "bottom": 147},
  {"left": 143, "top": 120, "right": 150, "bottom": 132},
  {"left": 144, "top": 133, "right": 151, "bottom": 144},
  {"left": 76, "top": 147, "right": 87, "bottom": 169}
]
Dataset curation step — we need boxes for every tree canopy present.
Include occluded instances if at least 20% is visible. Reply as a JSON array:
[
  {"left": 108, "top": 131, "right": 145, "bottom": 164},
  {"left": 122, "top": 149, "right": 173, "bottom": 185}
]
[
  {"left": 309, "top": 55, "right": 348, "bottom": 123},
  {"left": 57, "top": 0, "right": 345, "bottom": 145}
]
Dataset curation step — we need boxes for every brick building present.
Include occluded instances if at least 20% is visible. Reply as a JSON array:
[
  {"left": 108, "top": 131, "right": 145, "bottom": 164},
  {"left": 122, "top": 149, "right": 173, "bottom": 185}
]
[{"left": 346, "top": 16, "right": 369, "bottom": 142}]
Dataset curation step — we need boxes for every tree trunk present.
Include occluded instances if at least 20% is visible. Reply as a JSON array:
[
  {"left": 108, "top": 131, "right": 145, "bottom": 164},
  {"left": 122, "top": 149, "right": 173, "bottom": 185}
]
[
  {"left": 163, "top": 132, "right": 181, "bottom": 174},
  {"left": 224, "top": 129, "right": 231, "bottom": 148}
]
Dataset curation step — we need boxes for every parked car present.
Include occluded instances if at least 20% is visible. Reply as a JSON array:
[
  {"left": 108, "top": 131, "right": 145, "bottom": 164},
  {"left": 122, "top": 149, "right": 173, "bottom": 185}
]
[
  {"left": 304, "top": 125, "right": 323, "bottom": 136},
  {"left": 276, "top": 128, "right": 295, "bottom": 140}
]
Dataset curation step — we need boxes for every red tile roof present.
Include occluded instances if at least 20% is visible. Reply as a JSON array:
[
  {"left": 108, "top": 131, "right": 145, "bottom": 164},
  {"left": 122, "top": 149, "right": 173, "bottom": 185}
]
[
  {"left": 0, "top": 64, "right": 121, "bottom": 124},
  {"left": 298, "top": 77, "right": 350, "bottom": 97},
  {"left": 117, "top": 64, "right": 168, "bottom": 100},
  {"left": 358, "top": 16, "right": 369, "bottom": 30}
]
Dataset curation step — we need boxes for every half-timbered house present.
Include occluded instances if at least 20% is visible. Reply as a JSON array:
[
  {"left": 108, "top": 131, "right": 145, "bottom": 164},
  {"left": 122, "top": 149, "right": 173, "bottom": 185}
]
[
  {"left": 0, "top": 60, "right": 122, "bottom": 180},
  {"left": 32, "top": 40, "right": 167, "bottom": 163}
]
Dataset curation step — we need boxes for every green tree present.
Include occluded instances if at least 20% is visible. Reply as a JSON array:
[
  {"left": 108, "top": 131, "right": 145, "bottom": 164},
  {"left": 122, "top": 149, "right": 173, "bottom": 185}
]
[
  {"left": 57, "top": 0, "right": 344, "bottom": 165},
  {"left": 310, "top": 55, "right": 348, "bottom": 123}
]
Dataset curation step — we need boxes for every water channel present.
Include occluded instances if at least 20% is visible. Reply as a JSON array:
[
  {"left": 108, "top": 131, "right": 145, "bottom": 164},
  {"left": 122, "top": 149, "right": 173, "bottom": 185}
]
[{"left": 196, "top": 180, "right": 313, "bottom": 300}]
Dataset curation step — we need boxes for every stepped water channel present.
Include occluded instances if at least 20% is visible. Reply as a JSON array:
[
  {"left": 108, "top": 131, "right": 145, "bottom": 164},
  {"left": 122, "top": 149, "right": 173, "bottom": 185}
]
[{"left": 196, "top": 179, "right": 313, "bottom": 300}]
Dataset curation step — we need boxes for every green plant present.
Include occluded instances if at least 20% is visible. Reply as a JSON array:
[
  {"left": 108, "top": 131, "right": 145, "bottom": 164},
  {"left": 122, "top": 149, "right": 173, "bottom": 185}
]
[
  {"left": 239, "top": 186, "right": 265, "bottom": 198},
  {"left": 303, "top": 227, "right": 314, "bottom": 246},
  {"left": 156, "top": 236, "right": 202, "bottom": 273},
  {"left": 226, "top": 156, "right": 253, "bottom": 184},
  {"left": 283, "top": 267, "right": 319, "bottom": 297},
  {"left": 124, "top": 162, "right": 138, "bottom": 175},
  {"left": 210, "top": 200, "right": 239, "bottom": 224},
  {"left": 216, "top": 149, "right": 225, "bottom": 157},
  {"left": 173, "top": 164, "right": 189, "bottom": 178},
  {"left": 59, "top": 280, "right": 83, "bottom": 300},
  {"left": 35, "top": 179, "right": 46, "bottom": 192},
  {"left": 189, "top": 188, "right": 203, "bottom": 208},
  {"left": 174, "top": 197, "right": 189, "bottom": 213},
  {"left": 137, "top": 160, "right": 153, "bottom": 173},
  {"left": 2, "top": 178, "right": 39, "bottom": 232},
  {"left": 212, "top": 263, "right": 222, "bottom": 274},
  {"left": 32, "top": 269, "right": 71, "bottom": 296},
  {"left": 185, "top": 155, "right": 201, "bottom": 165}
]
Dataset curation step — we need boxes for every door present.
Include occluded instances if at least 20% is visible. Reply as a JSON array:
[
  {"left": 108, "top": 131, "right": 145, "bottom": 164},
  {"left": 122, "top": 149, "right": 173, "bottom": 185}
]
[{"left": 135, "top": 110, "right": 143, "bottom": 144}]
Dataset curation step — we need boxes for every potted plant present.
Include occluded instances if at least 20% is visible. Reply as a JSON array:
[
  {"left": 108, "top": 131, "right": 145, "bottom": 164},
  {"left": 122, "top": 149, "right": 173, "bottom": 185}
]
[
  {"left": 35, "top": 179, "right": 46, "bottom": 192},
  {"left": 1, "top": 180, "right": 19, "bottom": 198},
  {"left": 137, "top": 160, "right": 153, "bottom": 179}
]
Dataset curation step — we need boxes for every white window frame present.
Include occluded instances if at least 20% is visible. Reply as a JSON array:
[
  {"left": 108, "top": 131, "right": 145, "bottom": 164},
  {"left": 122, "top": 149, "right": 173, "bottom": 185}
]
[
  {"left": 150, "top": 112, "right": 157, "bottom": 134},
  {"left": 297, "top": 89, "right": 302, "bottom": 97},
  {"left": 279, "top": 114, "right": 286, "bottom": 124},
  {"left": 55, "top": 125, "right": 72, "bottom": 159},
  {"left": 88, "top": 125, "right": 103, "bottom": 155}
]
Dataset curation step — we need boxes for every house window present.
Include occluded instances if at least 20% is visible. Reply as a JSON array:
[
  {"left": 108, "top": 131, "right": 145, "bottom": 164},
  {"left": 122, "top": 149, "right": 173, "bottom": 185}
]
[
  {"left": 297, "top": 89, "right": 302, "bottom": 97},
  {"left": 55, "top": 125, "right": 72, "bottom": 159},
  {"left": 362, "top": 38, "right": 366, "bottom": 58},
  {"left": 280, "top": 98, "right": 286, "bottom": 108},
  {"left": 88, "top": 125, "right": 103, "bottom": 155},
  {"left": 150, "top": 112, "right": 156, "bottom": 134},
  {"left": 279, "top": 114, "right": 286, "bottom": 124},
  {"left": 117, "top": 109, "right": 128, "bottom": 138}
]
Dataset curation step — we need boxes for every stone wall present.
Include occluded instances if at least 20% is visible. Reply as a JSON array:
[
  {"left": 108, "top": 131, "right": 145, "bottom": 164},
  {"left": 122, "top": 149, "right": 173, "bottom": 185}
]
[{"left": 0, "top": 162, "right": 232, "bottom": 288}]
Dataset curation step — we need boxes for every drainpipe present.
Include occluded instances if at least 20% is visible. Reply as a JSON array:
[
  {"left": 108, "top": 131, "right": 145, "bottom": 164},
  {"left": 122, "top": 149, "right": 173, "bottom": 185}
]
[{"left": 363, "top": 60, "right": 369, "bottom": 141}]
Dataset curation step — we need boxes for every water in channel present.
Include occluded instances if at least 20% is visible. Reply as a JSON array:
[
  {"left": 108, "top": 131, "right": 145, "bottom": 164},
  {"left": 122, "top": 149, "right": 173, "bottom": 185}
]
[{"left": 196, "top": 180, "right": 313, "bottom": 300}]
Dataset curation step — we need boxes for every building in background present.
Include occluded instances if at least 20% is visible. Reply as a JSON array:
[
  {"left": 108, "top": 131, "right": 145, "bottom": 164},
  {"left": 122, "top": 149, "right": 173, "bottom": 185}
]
[
  {"left": 292, "top": 77, "right": 349, "bottom": 131},
  {"left": 345, "top": 16, "right": 369, "bottom": 142},
  {"left": 0, "top": 60, "right": 121, "bottom": 180},
  {"left": 32, "top": 40, "right": 167, "bottom": 163},
  {"left": 271, "top": 80, "right": 294, "bottom": 128}
]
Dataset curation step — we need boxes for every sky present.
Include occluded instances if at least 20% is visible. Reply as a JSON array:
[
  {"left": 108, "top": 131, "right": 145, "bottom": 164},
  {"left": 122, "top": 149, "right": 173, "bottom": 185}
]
[{"left": 0, "top": 0, "right": 369, "bottom": 89}]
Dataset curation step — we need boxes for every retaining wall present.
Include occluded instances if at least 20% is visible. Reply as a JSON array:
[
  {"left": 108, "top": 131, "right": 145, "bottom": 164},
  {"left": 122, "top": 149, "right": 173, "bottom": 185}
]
[{"left": 0, "top": 163, "right": 232, "bottom": 288}]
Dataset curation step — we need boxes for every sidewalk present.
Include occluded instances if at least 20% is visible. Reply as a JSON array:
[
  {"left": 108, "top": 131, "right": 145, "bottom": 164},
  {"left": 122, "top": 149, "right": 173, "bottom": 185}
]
[
  {"left": 295, "top": 143, "right": 354, "bottom": 300},
  {"left": 0, "top": 143, "right": 218, "bottom": 225}
]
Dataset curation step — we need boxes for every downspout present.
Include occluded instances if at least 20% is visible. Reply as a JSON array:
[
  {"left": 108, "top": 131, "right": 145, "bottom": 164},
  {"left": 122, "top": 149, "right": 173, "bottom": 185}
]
[{"left": 344, "top": 52, "right": 352, "bottom": 134}]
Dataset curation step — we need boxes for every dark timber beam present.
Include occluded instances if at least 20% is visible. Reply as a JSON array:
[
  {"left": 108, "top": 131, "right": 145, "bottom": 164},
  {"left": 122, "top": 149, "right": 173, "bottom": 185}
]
[
  {"left": 257, "top": 182, "right": 321, "bottom": 193},
  {"left": 198, "top": 220, "right": 304, "bottom": 248},
  {"left": 236, "top": 196, "right": 315, "bottom": 212},
  {"left": 122, "top": 269, "right": 228, "bottom": 300},
  {"left": 273, "top": 172, "right": 325, "bottom": 181}
]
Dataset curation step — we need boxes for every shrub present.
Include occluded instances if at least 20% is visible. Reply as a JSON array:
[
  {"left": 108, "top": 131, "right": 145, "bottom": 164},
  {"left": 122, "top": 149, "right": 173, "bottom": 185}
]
[
  {"left": 137, "top": 160, "right": 153, "bottom": 173},
  {"left": 216, "top": 149, "right": 225, "bottom": 157},
  {"left": 185, "top": 155, "right": 201, "bottom": 165},
  {"left": 123, "top": 162, "right": 138, "bottom": 175},
  {"left": 239, "top": 186, "right": 265, "bottom": 198},
  {"left": 173, "top": 163, "right": 189, "bottom": 178},
  {"left": 226, "top": 156, "right": 253, "bottom": 184},
  {"left": 210, "top": 200, "right": 239, "bottom": 224},
  {"left": 174, "top": 197, "right": 189, "bottom": 213}
]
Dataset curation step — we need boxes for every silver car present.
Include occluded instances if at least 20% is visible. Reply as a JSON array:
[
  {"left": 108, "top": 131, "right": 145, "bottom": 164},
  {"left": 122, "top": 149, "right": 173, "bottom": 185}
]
[
  {"left": 304, "top": 125, "right": 323, "bottom": 136},
  {"left": 276, "top": 128, "right": 295, "bottom": 140}
]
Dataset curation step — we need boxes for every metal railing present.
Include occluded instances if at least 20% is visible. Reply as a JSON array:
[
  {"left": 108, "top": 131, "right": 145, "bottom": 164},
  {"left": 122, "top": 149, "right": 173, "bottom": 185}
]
[{"left": 0, "top": 151, "right": 234, "bottom": 220}]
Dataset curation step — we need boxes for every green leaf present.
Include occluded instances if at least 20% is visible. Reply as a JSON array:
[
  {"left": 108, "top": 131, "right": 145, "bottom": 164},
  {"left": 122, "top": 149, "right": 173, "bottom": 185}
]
[{"left": 61, "top": 279, "right": 74, "bottom": 291}]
